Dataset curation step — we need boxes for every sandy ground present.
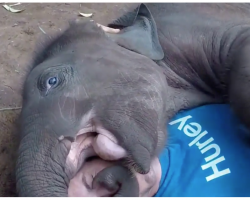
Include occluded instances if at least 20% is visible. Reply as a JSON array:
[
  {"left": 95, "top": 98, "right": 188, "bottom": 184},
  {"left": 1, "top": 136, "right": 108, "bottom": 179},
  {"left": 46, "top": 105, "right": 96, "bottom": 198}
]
[{"left": 0, "top": 3, "right": 138, "bottom": 196}]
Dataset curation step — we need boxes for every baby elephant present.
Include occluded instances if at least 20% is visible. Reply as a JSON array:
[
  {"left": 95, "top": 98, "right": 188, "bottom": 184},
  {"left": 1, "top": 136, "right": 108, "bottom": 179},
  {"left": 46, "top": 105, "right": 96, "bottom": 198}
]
[
  {"left": 16, "top": 3, "right": 250, "bottom": 197},
  {"left": 16, "top": 10, "right": 168, "bottom": 197}
]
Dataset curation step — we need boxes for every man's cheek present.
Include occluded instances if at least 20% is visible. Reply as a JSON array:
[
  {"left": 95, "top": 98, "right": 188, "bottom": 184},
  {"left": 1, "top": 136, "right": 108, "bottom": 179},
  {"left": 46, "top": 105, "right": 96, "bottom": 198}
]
[
  {"left": 136, "top": 157, "right": 161, "bottom": 197},
  {"left": 68, "top": 180, "right": 110, "bottom": 197},
  {"left": 68, "top": 178, "right": 90, "bottom": 197}
]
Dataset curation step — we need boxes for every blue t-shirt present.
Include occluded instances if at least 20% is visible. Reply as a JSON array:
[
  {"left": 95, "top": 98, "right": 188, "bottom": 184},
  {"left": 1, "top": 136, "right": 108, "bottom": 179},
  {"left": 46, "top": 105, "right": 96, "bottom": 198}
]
[{"left": 155, "top": 104, "right": 250, "bottom": 197}]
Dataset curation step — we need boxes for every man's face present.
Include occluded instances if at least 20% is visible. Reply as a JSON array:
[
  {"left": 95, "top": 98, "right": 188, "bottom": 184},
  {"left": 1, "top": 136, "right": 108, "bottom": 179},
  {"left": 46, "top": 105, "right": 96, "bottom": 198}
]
[{"left": 68, "top": 156, "right": 162, "bottom": 197}]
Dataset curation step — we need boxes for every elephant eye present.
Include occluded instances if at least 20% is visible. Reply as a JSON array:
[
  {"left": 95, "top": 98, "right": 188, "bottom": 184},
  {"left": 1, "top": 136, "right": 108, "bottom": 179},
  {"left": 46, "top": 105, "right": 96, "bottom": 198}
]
[
  {"left": 47, "top": 77, "right": 58, "bottom": 88},
  {"left": 37, "top": 67, "right": 69, "bottom": 96}
]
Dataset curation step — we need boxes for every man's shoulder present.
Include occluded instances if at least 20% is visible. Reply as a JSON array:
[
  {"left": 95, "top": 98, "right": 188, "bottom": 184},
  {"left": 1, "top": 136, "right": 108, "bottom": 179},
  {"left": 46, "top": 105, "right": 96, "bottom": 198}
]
[{"left": 156, "top": 104, "right": 250, "bottom": 197}]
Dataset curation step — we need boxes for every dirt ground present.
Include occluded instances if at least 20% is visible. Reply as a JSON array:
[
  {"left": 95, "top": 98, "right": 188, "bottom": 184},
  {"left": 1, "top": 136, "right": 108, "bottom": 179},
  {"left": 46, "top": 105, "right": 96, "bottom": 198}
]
[{"left": 0, "top": 3, "right": 138, "bottom": 196}]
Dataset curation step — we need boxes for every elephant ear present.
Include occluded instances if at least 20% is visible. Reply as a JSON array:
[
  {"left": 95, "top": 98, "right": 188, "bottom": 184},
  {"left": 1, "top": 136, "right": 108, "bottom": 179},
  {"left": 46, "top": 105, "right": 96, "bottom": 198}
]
[{"left": 107, "top": 3, "right": 164, "bottom": 61}]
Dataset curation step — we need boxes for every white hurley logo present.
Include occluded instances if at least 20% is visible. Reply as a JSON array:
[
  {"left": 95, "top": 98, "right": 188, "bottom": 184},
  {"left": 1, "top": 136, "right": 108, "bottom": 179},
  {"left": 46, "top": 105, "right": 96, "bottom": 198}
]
[{"left": 169, "top": 115, "right": 231, "bottom": 182}]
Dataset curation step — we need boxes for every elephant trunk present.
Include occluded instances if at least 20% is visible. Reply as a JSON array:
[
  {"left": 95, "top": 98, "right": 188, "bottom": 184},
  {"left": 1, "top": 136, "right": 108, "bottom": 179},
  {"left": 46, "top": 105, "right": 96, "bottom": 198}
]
[{"left": 16, "top": 117, "right": 70, "bottom": 197}]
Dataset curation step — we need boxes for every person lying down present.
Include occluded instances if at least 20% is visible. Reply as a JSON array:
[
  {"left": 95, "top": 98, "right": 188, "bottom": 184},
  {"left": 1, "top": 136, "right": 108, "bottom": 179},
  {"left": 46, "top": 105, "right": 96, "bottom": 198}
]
[{"left": 68, "top": 104, "right": 250, "bottom": 197}]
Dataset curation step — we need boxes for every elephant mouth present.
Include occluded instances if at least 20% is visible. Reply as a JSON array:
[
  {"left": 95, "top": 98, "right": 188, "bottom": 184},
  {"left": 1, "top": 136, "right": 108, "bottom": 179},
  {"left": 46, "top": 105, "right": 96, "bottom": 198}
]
[
  {"left": 64, "top": 127, "right": 128, "bottom": 196},
  {"left": 65, "top": 129, "right": 161, "bottom": 197}
]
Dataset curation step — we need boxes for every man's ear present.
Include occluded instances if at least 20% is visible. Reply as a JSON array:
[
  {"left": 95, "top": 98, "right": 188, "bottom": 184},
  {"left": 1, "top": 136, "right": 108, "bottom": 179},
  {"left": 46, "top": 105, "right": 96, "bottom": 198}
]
[{"left": 107, "top": 3, "right": 164, "bottom": 61}]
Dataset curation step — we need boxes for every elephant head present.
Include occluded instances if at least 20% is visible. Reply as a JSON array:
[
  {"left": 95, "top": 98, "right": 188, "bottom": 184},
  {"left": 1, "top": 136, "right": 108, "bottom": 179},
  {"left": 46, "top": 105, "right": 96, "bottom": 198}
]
[{"left": 16, "top": 3, "right": 168, "bottom": 196}]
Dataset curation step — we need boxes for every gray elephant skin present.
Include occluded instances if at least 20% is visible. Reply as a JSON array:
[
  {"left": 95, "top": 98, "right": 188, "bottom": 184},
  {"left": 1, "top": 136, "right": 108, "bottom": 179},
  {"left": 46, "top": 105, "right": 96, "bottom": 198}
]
[{"left": 16, "top": 3, "right": 250, "bottom": 197}]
